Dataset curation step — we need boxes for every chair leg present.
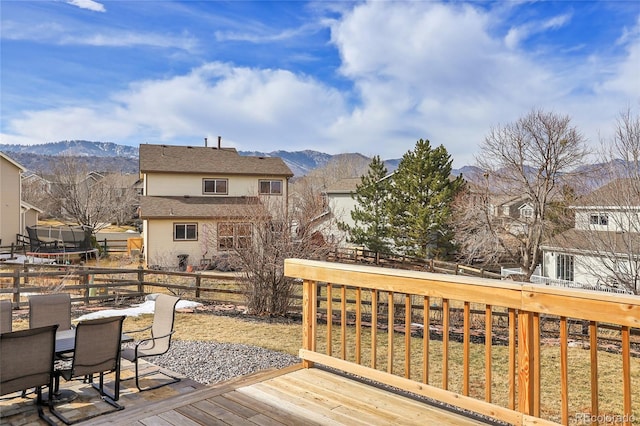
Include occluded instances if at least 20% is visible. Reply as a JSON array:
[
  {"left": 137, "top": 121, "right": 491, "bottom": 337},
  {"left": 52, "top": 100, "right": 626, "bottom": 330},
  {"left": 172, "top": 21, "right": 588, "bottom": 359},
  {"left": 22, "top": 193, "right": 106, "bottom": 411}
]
[
  {"left": 120, "top": 358, "right": 181, "bottom": 392},
  {"left": 49, "top": 374, "right": 124, "bottom": 426},
  {"left": 35, "top": 385, "right": 56, "bottom": 426}
]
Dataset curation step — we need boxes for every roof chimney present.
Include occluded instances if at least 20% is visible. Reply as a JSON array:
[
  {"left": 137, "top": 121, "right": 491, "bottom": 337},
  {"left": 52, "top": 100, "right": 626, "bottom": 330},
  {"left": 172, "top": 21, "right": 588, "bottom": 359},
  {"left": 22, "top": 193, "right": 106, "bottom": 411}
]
[
  {"left": 218, "top": 136, "right": 221, "bottom": 149},
  {"left": 204, "top": 137, "right": 208, "bottom": 147}
]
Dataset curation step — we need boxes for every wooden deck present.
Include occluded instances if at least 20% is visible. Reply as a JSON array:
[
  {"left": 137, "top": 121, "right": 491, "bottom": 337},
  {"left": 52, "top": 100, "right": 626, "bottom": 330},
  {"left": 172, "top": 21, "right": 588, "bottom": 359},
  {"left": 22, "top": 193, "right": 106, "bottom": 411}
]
[{"left": 90, "top": 365, "right": 493, "bottom": 426}]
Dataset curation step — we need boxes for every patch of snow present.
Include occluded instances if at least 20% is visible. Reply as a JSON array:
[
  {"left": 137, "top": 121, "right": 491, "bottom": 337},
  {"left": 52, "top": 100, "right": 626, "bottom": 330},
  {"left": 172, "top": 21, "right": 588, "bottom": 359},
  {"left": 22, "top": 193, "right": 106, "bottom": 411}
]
[{"left": 75, "top": 298, "right": 201, "bottom": 322}]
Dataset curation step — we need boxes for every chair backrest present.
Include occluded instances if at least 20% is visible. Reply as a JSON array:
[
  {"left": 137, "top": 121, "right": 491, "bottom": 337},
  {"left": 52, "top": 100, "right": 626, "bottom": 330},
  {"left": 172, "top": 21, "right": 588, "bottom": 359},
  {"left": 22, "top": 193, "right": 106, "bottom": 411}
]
[
  {"left": 71, "top": 316, "right": 125, "bottom": 377},
  {"left": 149, "top": 294, "right": 180, "bottom": 355},
  {"left": 0, "top": 299, "right": 12, "bottom": 334},
  {"left": 29, "top": 293, "right": 72, "bottom": 331},
  {"left": 25, "top": 226, "right": 41, "bottom": 251},
  {"left": 0, "top": 325, "right": 58, "bottom": 396}
]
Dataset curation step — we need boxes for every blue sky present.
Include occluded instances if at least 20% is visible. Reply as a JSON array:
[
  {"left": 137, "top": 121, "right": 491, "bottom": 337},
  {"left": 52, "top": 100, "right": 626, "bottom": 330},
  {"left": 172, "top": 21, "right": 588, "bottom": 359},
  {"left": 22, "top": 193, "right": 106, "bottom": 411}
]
[{"left": 1, "top": 1, "right": 639, "bottom": 167}]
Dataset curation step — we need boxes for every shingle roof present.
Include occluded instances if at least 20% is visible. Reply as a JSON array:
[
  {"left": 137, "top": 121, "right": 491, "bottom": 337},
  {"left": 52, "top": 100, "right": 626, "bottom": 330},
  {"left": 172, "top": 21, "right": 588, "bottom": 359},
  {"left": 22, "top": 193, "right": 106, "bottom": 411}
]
[
  {"left": 324, "top": 178, "right": 362, "bottom": 193},
  {"left": 139, "top": 144, "right": 293, "bottom": 177},
  {"left": 572, "top": 178, "right": 640, "bottom": 208},
  {"left": 542, "top": 228, "right": 640, "bottom": 255},
  {"left": 139, "top": 196, "right": 268, "bottom": 219}
]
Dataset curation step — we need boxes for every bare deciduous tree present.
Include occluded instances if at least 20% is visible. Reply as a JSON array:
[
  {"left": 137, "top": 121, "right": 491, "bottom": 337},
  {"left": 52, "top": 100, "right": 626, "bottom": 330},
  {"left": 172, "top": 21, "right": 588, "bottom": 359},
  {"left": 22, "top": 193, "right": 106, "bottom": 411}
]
[
  {"left": 232, "top": 196, "right": 335, "bottom": 316},
  {"left": 455, "top": 109, "right": 588, "bottom": 279},
  {"left": 46, "top": 156, "right": 138, "bottom": 232},
  {"left": 570, "top": 109, "right": 640, "bottom": 293}
]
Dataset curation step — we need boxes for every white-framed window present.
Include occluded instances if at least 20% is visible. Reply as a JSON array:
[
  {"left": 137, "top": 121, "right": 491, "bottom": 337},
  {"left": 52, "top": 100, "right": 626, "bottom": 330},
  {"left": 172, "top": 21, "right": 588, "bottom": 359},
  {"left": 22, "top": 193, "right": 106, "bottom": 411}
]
[
  {"left": 556, "top": 254, "right": 574, "bottom": 281},
  {"left": 589, "top": 213, "right": 608, "bottom": 226},
  {"left": 203, "top": 178, "right": 228, "bottom": 195},
  {"left": 218, "top": 223, "right": 252, "bottom": 250},
  {"left": 174, "top": 223, "right": 197, "bottom": 241},
  {"left": 259, "top": 179, "right": 282, "bottom": 195}
]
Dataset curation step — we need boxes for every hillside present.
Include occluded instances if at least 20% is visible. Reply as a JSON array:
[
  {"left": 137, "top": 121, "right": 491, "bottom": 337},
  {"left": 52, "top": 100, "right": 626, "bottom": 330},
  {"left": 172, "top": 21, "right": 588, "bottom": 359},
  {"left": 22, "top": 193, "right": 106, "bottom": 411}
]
[{"left": 0, "top": 141, "right": 397, "bottom": 177}]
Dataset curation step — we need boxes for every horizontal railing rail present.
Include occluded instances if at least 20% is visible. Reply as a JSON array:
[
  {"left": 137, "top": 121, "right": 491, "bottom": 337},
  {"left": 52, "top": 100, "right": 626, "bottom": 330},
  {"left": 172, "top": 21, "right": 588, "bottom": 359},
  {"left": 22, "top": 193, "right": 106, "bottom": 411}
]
[{"left": 284, "top": 258, "right": 639, "bottom": 426}]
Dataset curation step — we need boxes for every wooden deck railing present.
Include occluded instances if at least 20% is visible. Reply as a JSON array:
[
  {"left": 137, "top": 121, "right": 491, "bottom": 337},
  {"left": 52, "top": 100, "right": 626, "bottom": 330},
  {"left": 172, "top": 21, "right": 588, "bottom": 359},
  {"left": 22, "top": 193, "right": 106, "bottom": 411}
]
[{"left": 284, "top": 258, "right": 639, "bottom": 426}]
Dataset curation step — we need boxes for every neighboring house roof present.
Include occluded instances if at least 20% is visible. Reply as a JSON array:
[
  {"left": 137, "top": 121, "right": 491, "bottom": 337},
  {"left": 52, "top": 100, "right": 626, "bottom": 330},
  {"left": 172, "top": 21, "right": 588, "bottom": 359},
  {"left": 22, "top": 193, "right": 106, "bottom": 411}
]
[
  {"left": 542, "top": 228, "right": 640, "bottom": 256},
  {"left": 139, "top": 144, "right": 293, "bottom": 177},
  {"left": 324, "top": 178, "right": 362, "bottom": 194},
  {"left": 572, "top": 178, "right": 640, "bottom": 208},
  {"left": 0, "top": 152, "right": 26, "bottom": 172},
  {"left": 21, "top": 201, "right": 43, "bottom": 213},
  {"left": 139, "top": 196, "right": 267, "bottom": 219}
]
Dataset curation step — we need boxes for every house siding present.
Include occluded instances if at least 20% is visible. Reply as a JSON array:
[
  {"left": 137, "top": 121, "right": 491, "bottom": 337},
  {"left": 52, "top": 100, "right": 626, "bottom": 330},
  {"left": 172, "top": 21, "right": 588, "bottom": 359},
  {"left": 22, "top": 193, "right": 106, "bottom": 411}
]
[
  {"left": 0, "top": 154, "right": 25, "bottom": 245},
  {"left": 145, "top": 173, "right": 286, "bottom": 198}
]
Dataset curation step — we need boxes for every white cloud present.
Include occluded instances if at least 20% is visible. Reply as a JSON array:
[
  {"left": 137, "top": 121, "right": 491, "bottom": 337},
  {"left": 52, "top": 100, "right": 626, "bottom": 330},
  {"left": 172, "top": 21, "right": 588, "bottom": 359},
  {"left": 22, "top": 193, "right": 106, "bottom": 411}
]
[
  {"left": 2, "top": 2, "right": 638, "bottom": 168},
  {"left": 505, "top": 13, "right": 572, "bottom": 49},
  {"left": 4, "top": 63, "right": 348, "bottom": 152},
  {"left": 67, "top": 0, "right": 106, "bottom": 13},
  {"left": 1, "top": 21, "right": 197, "bottom": 52},
  {"left": 60, "top": 31, "right": 199, "bottom": 51}
]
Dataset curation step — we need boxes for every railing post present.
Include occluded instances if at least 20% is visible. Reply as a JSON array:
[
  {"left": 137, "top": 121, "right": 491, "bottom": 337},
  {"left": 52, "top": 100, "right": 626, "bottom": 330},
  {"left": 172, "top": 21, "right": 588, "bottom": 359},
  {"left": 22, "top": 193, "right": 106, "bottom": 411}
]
[
  {"left": 518, "top": 309, "right": 535, "bottom": 416},
  {"left": 302, "top": 279, "right": 317, "bottom": 368}
]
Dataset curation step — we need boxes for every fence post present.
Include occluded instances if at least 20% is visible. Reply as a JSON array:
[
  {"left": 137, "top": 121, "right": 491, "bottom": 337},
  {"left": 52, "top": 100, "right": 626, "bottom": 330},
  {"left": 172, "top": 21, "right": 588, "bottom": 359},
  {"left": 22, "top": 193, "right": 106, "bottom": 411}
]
[
  {"left": 23, "top": 263, "right": 29, "bottom": 285},
  {"left": 137, "top": 266, "right": 144, "bottom": 296},
  {"left": 82, "top": 266, "right": 90, "bottom": 304},
  {"left": 12, "top": 268, "right": 20, "bottom": 305},
  {"left": 195, "top": 273, "right": 201, "bottom": 299}
]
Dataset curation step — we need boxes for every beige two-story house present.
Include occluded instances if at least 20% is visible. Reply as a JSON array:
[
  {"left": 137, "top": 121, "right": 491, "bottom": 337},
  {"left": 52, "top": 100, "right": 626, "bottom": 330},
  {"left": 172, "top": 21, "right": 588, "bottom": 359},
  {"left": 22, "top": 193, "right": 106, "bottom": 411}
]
[
  {"left": 139, "top": 143, "right": 293, "bottom": 268},
  {"left": 1, "top": 152, "right": 41, "bottom": 248},
  {"left": 0, "top": 152, "right": 25, "bottom": 246}
]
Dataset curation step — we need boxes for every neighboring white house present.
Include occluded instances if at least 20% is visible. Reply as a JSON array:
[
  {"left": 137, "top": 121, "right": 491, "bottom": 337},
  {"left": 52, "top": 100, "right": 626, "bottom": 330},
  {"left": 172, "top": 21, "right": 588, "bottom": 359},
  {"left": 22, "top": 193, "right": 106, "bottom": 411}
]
[
  {"left": 320, "top": 178, "right": 362, "bottom": 246},
  {"left": 139, "top": 142, "right": 293, "bottom": 268},
  {"left": 540, "top": 178, "right": 639, "bottom": 293}
]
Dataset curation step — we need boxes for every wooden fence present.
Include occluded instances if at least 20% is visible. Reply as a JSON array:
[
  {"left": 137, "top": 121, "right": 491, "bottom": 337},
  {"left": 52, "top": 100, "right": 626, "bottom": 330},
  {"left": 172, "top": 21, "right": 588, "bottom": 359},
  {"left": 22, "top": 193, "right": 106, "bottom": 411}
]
[
  {"left": 0, "top": 264, "right": 251, "bottom": 308},
  {"left": 284, "top": 258, "right": 639, "bottom": 426},
  {"left": 327, "top": 247, "right": 503, "bottom": 279}
]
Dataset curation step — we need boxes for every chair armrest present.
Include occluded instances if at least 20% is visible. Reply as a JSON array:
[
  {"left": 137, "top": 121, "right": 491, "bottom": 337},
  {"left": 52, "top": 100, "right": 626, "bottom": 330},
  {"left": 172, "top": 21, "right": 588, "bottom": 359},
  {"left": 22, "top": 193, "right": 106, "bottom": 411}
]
[
  {"left": 124, "top": 325, "right": 152, "bottom": 335},
  {"left": 135, "top": 330, "right": 175, "bottom": 345}
]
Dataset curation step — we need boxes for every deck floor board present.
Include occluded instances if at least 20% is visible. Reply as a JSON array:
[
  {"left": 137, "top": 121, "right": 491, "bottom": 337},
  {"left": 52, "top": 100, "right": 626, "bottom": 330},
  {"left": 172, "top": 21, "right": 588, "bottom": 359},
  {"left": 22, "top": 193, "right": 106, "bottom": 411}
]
[{"left": 94, "top": 366, "right": 493, "bottom": 426}]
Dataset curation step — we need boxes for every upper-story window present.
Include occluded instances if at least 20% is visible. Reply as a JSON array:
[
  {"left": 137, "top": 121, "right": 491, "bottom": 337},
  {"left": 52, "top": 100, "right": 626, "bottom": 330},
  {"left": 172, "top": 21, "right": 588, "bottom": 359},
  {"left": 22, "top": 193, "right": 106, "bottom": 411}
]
[
  {"left": 259, "top": 180, "right": 282, "bottom": 195},
  {"left": 589, "top": 213, "right": 608, "bottom": 226},
  {"left": 520, "top": 206, "right": 534, "bottom": 219},
  {"left": 203, "top": 178, "right": 228, "bottom": 195},
  {"left": 174, "top": 223, "right": 197, "bottom": 241}
]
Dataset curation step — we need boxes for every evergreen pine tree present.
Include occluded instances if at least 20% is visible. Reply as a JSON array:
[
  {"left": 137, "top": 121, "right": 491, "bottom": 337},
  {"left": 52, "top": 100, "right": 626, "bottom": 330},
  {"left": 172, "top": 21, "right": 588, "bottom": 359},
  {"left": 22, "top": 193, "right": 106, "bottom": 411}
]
[
  {"left": 338, "top": 155, "right": 391, "bottom": 253},
  {"left": 387, "top": 139, "right": 463, "bottom": 259}
]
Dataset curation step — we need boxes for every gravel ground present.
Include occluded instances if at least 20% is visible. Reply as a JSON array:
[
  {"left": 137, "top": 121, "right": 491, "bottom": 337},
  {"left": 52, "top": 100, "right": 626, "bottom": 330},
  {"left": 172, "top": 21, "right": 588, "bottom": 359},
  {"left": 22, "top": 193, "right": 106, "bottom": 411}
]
[{"left": 142, "top": 340, "right": 300, "bottom": 385}]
